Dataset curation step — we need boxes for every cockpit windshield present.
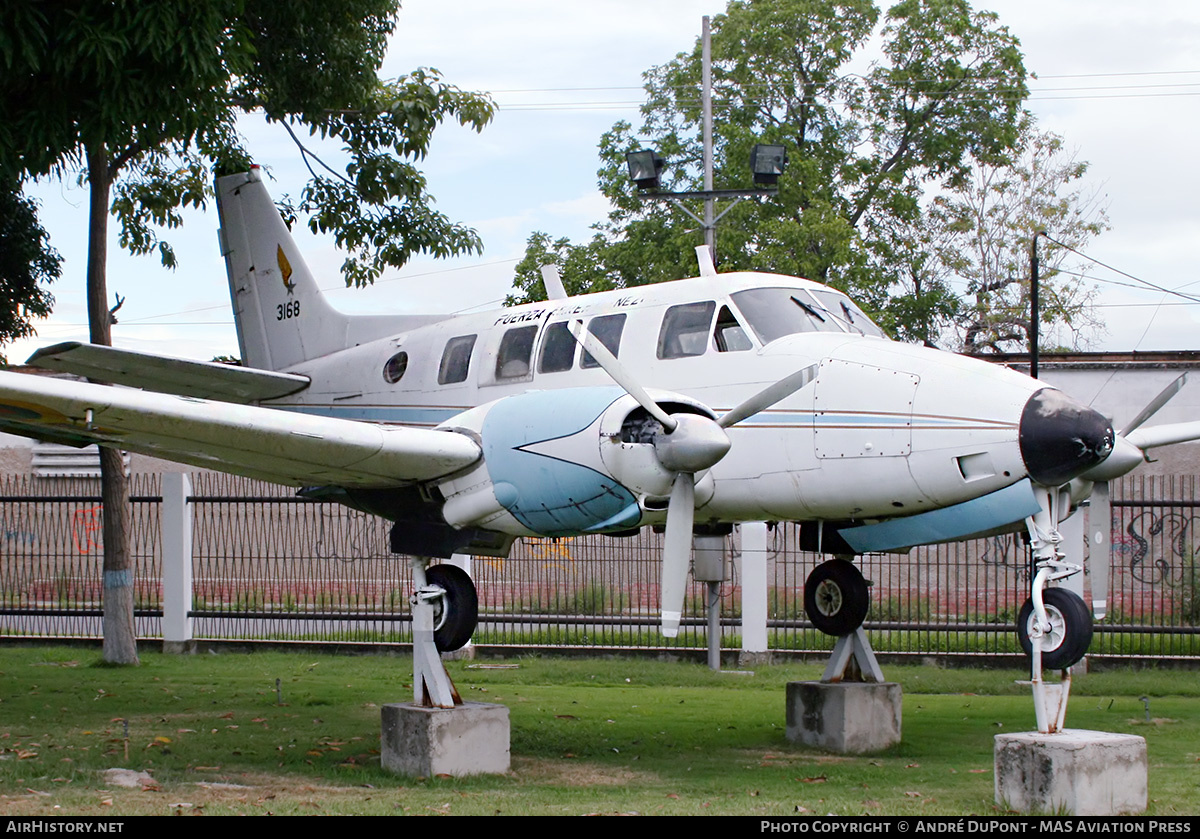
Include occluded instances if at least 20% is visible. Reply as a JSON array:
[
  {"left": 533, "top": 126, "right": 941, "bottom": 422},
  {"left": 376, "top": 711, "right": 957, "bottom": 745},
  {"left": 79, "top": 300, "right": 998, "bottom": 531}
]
[
  {"left": 731, "top": 287, "right": 885, "bottom": 345},
  {"left": 807, "top": 288, "right": 885, "bottom": 338}
]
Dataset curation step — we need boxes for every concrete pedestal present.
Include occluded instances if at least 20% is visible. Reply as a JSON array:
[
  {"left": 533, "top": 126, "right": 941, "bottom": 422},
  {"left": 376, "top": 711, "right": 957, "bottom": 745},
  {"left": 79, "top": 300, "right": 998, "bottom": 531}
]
[
  {"left": 786, "top": 681, "right": 902, "bottom": 753},
  {"left": 381, "top": 701, "right": 510, "bottom": 777},
  {"left": 994, "top": 729, "right": 1147, "bottom": 815}
]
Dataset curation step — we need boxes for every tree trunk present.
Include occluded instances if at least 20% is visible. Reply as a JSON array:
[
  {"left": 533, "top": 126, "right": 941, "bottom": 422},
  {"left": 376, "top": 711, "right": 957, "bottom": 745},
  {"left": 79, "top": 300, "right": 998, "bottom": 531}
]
[{"left": 86, "top": 143, "right": 139, "bottom": 665}]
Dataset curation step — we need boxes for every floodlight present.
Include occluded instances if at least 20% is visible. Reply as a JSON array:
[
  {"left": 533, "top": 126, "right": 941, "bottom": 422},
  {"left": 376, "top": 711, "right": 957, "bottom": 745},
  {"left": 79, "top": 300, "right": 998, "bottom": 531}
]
[
  {"left": 750, "top": 144, "right": 788, "bottom": 185},
  {"left": 626, "top": 149, "right": 665, "bottom": 190}
]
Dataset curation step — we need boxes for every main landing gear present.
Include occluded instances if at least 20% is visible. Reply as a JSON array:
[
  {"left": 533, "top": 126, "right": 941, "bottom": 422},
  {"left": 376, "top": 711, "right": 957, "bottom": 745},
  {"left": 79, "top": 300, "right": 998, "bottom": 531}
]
[
  {"left": 409, "top": 558, "right": 480, "bottom": 708},
  {"left": 804, "top": 558, "right": 871, "bottom": 637},
  {"left": 803, "top": 558, "right": 885, "bottom": 683}
]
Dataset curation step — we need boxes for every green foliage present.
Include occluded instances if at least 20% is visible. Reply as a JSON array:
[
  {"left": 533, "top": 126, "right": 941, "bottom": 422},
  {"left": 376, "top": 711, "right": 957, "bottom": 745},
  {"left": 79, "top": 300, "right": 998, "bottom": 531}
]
[
  {"left": 512, "top": 0, "right": 1029, "bottom": 332},
  {"left": 0, "top": 181, "right": 58, "bottom": 362},
  {"left": 927, "top": 117, "right": 1110, "bottom": 352},
  {"left": 0, "top": 0, "right": 495, "bottom": 297}
]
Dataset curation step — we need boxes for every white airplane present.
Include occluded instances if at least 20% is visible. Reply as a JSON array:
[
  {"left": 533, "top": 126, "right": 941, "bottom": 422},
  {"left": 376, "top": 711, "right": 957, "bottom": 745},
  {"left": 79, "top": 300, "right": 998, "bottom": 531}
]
[{"left": 1, "top": 166, "right": 1196, "bottom": 667}]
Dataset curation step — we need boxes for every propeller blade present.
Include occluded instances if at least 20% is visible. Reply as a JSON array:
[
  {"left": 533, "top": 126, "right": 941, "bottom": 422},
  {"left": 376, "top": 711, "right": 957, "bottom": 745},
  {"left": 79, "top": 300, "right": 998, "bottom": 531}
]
[
  {"left": 1122, "top": 373, "right": 1187, "bottom": 436},
  {"left": 717, "top": 363, "right": 819, "bottom": 429},
  {"left": 540, "top": 264, "right": 569, "bottom": 301},
  {"left": 660, "top": 472, "right": 696, "bottom": 638},
  {"left": 567, "top": 320, "right": 678, "bottom": 432},
  {"left": 1126, "top": 419, "right": 1200, "bottom": 452},
  {"left": 1089, "top": 480, "right": 1111, "bottom": 620}
]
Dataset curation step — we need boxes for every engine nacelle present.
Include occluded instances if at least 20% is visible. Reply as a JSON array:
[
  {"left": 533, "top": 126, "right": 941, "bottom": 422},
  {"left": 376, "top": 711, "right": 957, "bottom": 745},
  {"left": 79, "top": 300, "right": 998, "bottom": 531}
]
[{"left": 434, "top": 386, "right": 717, "bottom": 537}]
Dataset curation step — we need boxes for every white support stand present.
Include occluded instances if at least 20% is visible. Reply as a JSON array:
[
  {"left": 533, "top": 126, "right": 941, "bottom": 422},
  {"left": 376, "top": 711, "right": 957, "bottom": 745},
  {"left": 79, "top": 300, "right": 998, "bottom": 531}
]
[
  {"left": 786, "top": 628, "right": 901, "bottom": 753},
  {"left": 380, "top": 558, "right": 510, "bottom": 777},
  {"left": 821, "top": 627, "right": 886, "bottom": 684}
]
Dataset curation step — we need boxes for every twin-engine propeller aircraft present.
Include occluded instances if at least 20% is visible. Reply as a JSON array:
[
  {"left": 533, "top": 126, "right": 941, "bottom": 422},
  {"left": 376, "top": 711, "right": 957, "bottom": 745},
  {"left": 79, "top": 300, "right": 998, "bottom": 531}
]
[{"left": 1, "top": 166, "right": 1197, "bottom": 669}]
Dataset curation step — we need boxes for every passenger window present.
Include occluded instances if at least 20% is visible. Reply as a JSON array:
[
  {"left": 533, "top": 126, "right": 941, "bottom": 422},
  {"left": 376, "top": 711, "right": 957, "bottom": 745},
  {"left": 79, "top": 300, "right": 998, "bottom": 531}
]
[
  {"left": 496, "top": 325, "right": 537, "bottom": 379},
  {"left": 538, "top": 322, "right": 576, "bottom": 374},
  {"left": 657, "top": 301, "right": 716, "bottom": 359},
  {"left": 382, "top": 350, "right": 409, "bottom": 383},
  {"left": 438, "top": 334, "right": 476, "bottom": 385},
  {"left": 581, "top": 314, "right": 626, "bottom": 368},
  {"left": 713, "top": 305, "right": 752, "bottom": 352}
]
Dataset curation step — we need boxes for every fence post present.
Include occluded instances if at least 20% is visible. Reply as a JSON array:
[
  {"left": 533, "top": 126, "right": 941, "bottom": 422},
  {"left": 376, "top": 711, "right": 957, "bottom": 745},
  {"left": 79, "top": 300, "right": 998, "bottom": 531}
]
[
  {"left": 740, "top": 521, "right": 769, "bottom": 662},
  {"left": 161, "top": 472, "right": 194, "bottom": 652}
]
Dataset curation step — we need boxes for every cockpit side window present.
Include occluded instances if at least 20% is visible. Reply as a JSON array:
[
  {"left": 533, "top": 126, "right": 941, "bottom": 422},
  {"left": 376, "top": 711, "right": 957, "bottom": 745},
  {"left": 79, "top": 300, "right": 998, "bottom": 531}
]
[
  {"left": 538, "top": 321, "right": 576, "bottom": 374},
  {"left": 657, "top": 301, "right": 716, "bottom": 359},
  {"left": 713, "top": 305, "right": 752, "bottom": 352},
  {"left": 495, "top": 325, "right": 538, "bottom": 379},
  {"left": 581, "top": 313, "right": 627, "bottom": 368},
  {"left": 438, "top": 334, "right": 477, "bottom": 385}
]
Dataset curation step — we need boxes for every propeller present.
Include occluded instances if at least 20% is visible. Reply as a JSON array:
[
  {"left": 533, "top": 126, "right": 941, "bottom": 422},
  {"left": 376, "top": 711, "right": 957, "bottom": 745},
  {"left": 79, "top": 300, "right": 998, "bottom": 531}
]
[
  {"left": 568, "top": 320, "right": 817, "bottom": 636},
  {"left": 1076, "top": 374, "right": 1190, "bottom": 620}
]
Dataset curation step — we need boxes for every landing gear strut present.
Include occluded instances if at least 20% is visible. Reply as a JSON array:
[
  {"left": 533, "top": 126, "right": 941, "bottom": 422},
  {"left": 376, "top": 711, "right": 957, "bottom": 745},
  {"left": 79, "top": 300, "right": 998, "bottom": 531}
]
[
  {"left": 409, "top": 558, "right": 480, "bottom": 708},
  {"left": 1019, "top": 485, "right": 1093, "bottom": 733}
]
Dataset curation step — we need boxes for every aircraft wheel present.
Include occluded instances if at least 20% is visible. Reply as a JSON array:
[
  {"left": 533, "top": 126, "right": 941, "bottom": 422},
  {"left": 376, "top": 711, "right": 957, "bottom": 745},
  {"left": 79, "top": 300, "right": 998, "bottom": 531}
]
[
  {"left": 804, "top": 559, "right": 870, "bottom": 636},
  {"left": 425, "top": 564, "right": 478, "bottom": 652},
  {"left": 1017, "top": 587, "right": 1093, "bottom": 669}
]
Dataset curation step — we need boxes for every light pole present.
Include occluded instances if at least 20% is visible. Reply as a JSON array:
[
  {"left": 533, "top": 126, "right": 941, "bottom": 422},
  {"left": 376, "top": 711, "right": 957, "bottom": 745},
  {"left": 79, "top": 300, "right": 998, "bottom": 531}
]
[{"left": 624, "top": 17, "right": 786, "bottom": 264}]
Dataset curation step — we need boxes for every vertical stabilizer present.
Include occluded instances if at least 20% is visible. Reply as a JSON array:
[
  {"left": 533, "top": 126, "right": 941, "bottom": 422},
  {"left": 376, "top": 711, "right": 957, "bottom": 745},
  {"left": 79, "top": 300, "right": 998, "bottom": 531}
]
[{"left": 216, "top": 168, "right": 355, "bottom": 371}]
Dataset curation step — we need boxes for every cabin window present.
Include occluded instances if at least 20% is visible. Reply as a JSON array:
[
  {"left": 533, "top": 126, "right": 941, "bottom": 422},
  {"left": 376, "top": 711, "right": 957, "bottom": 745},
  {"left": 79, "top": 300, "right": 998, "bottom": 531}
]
[
  {"left": 382, "top": 351, "right": 409, "bottom": 383},
  {"left": 538, "top": 321, "right": 576, "bottom": 373},
  {"left": 495, "top": 325, "right": 538, "bottom": 379},
  {"left": 438, "top": 334, "right": 476, "bottom": 385},
  {"left": 581, "top": 313, "right": 626, "bottom": 368},
  {"left": 808, "top": 289, "right": 885, "bottom": 338},
  {"left": 731, "top": 288, "right": 843, "bottom": 345},
  {"left": 657, "top": 301, "right": 716, "bottom": 359},
  {"left": 713, "top": 305, "right": 752, "bottom": 352}
]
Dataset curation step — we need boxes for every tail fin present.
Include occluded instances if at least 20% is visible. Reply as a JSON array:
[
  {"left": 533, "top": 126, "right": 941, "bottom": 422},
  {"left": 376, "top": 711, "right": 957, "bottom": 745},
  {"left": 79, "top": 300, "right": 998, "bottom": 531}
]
[{"left": 216, "top": 167, "right": 422, "bottom": 371}]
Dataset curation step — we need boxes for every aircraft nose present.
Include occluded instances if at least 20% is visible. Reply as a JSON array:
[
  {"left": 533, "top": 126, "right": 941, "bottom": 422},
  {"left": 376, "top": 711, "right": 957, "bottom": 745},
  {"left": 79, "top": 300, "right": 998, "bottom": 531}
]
[{"left": 1019, "top": 388, "right": 1114, "bottom": 486}]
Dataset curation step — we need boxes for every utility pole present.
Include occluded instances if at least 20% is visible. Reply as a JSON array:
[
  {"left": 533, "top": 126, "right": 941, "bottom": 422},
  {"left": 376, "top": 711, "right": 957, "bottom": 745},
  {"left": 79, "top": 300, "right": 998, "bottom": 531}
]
[{"left": 702, "top": 15, "right": 714, "bottom": 256}]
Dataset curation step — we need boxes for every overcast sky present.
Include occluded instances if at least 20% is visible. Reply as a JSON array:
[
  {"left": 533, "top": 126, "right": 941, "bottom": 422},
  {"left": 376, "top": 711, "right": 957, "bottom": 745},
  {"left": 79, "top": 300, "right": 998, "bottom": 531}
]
[{"left": 13, "top": 0, "right": 1200, "bottom": 363}]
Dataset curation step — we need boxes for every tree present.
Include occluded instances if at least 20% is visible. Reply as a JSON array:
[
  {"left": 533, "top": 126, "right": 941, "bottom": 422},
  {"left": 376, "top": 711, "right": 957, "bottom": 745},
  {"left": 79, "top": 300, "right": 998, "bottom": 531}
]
[
  {"left": 1, "top": 1, "right": 493, "bottom": 663},
  {"left": 512, "top": 0, "right": 1028, "bottom": 329},
  {"left": 926, "top": 119, "right": 1109, "bottom": 353},
  {"left": 0, "top": 181, "right": 59, "bottom": 363}
]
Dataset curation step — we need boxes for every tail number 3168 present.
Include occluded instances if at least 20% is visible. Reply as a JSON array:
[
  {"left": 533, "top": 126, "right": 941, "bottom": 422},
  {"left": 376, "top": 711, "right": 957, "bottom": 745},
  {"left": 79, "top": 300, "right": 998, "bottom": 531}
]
[{"left": 277, "top": 300, "right": 300, "bottom": 320}]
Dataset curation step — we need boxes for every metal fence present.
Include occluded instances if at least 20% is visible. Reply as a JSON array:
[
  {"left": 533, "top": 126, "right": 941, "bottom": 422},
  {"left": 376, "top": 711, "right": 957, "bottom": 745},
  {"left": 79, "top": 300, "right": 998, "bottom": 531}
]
[{"left": 0, "top": 472, "right": 1196, "bottom": 658}]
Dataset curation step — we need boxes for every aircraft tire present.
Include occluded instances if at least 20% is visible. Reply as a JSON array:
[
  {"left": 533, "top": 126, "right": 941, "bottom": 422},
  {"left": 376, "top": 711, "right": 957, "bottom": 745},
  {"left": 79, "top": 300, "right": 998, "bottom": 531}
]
[
  {"left": 804, "top": 559, "right": 870, "bottom": 636},
  {"left": 1017, "top": 588, "right": 1093, "bottom": 669},
  {"left": 426, "top": 564, "right": 479, "bottom": 653}
]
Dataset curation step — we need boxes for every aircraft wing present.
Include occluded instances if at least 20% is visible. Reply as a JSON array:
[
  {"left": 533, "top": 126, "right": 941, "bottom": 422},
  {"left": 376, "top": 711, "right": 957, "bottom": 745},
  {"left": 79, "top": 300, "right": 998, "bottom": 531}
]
[
  {"left": 26, "top": 342, "right": 309, "bottom": 403},
  {"left": 0, "top": 370, "right": 479, "bottom": 487}
]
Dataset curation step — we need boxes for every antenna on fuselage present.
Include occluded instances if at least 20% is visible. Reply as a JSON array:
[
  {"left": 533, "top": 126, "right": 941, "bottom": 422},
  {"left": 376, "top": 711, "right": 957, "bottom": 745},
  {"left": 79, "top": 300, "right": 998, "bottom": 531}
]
[
  {"left": 540, "top": 264, "right": 569, "bottom": 300},
  {"left": 695, "top": 245, "right": 717, "bottom": 277}
]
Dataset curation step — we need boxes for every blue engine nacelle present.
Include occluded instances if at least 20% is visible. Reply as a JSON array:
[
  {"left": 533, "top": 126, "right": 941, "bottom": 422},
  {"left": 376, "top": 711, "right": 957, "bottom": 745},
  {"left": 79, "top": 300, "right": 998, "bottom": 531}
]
[{"left": 434, "top": 386, "right": 716, "bottom": 538}]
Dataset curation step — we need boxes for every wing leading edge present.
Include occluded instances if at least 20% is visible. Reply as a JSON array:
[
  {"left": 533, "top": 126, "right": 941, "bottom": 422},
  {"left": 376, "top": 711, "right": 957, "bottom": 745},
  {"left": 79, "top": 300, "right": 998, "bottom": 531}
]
[{"left": 0, "top": 370, "right": 480, "bottom": 488}]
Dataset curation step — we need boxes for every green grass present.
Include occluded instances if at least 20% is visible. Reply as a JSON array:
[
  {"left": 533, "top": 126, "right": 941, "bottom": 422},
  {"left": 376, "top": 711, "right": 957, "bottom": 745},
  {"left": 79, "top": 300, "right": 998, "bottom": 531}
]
[{"left": 0, "top": 647, "right": 1197, "bottom": 816}]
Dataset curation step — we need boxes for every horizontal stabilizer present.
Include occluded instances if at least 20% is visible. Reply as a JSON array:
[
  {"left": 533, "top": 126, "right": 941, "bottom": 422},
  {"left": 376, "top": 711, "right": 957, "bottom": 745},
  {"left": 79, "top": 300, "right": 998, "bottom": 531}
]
[
  {"left": 27, "top": 342, "right": 309, "bottom": 403},
  {"left": 0, "top": 370, "right": 480, "bottom": 488}
]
